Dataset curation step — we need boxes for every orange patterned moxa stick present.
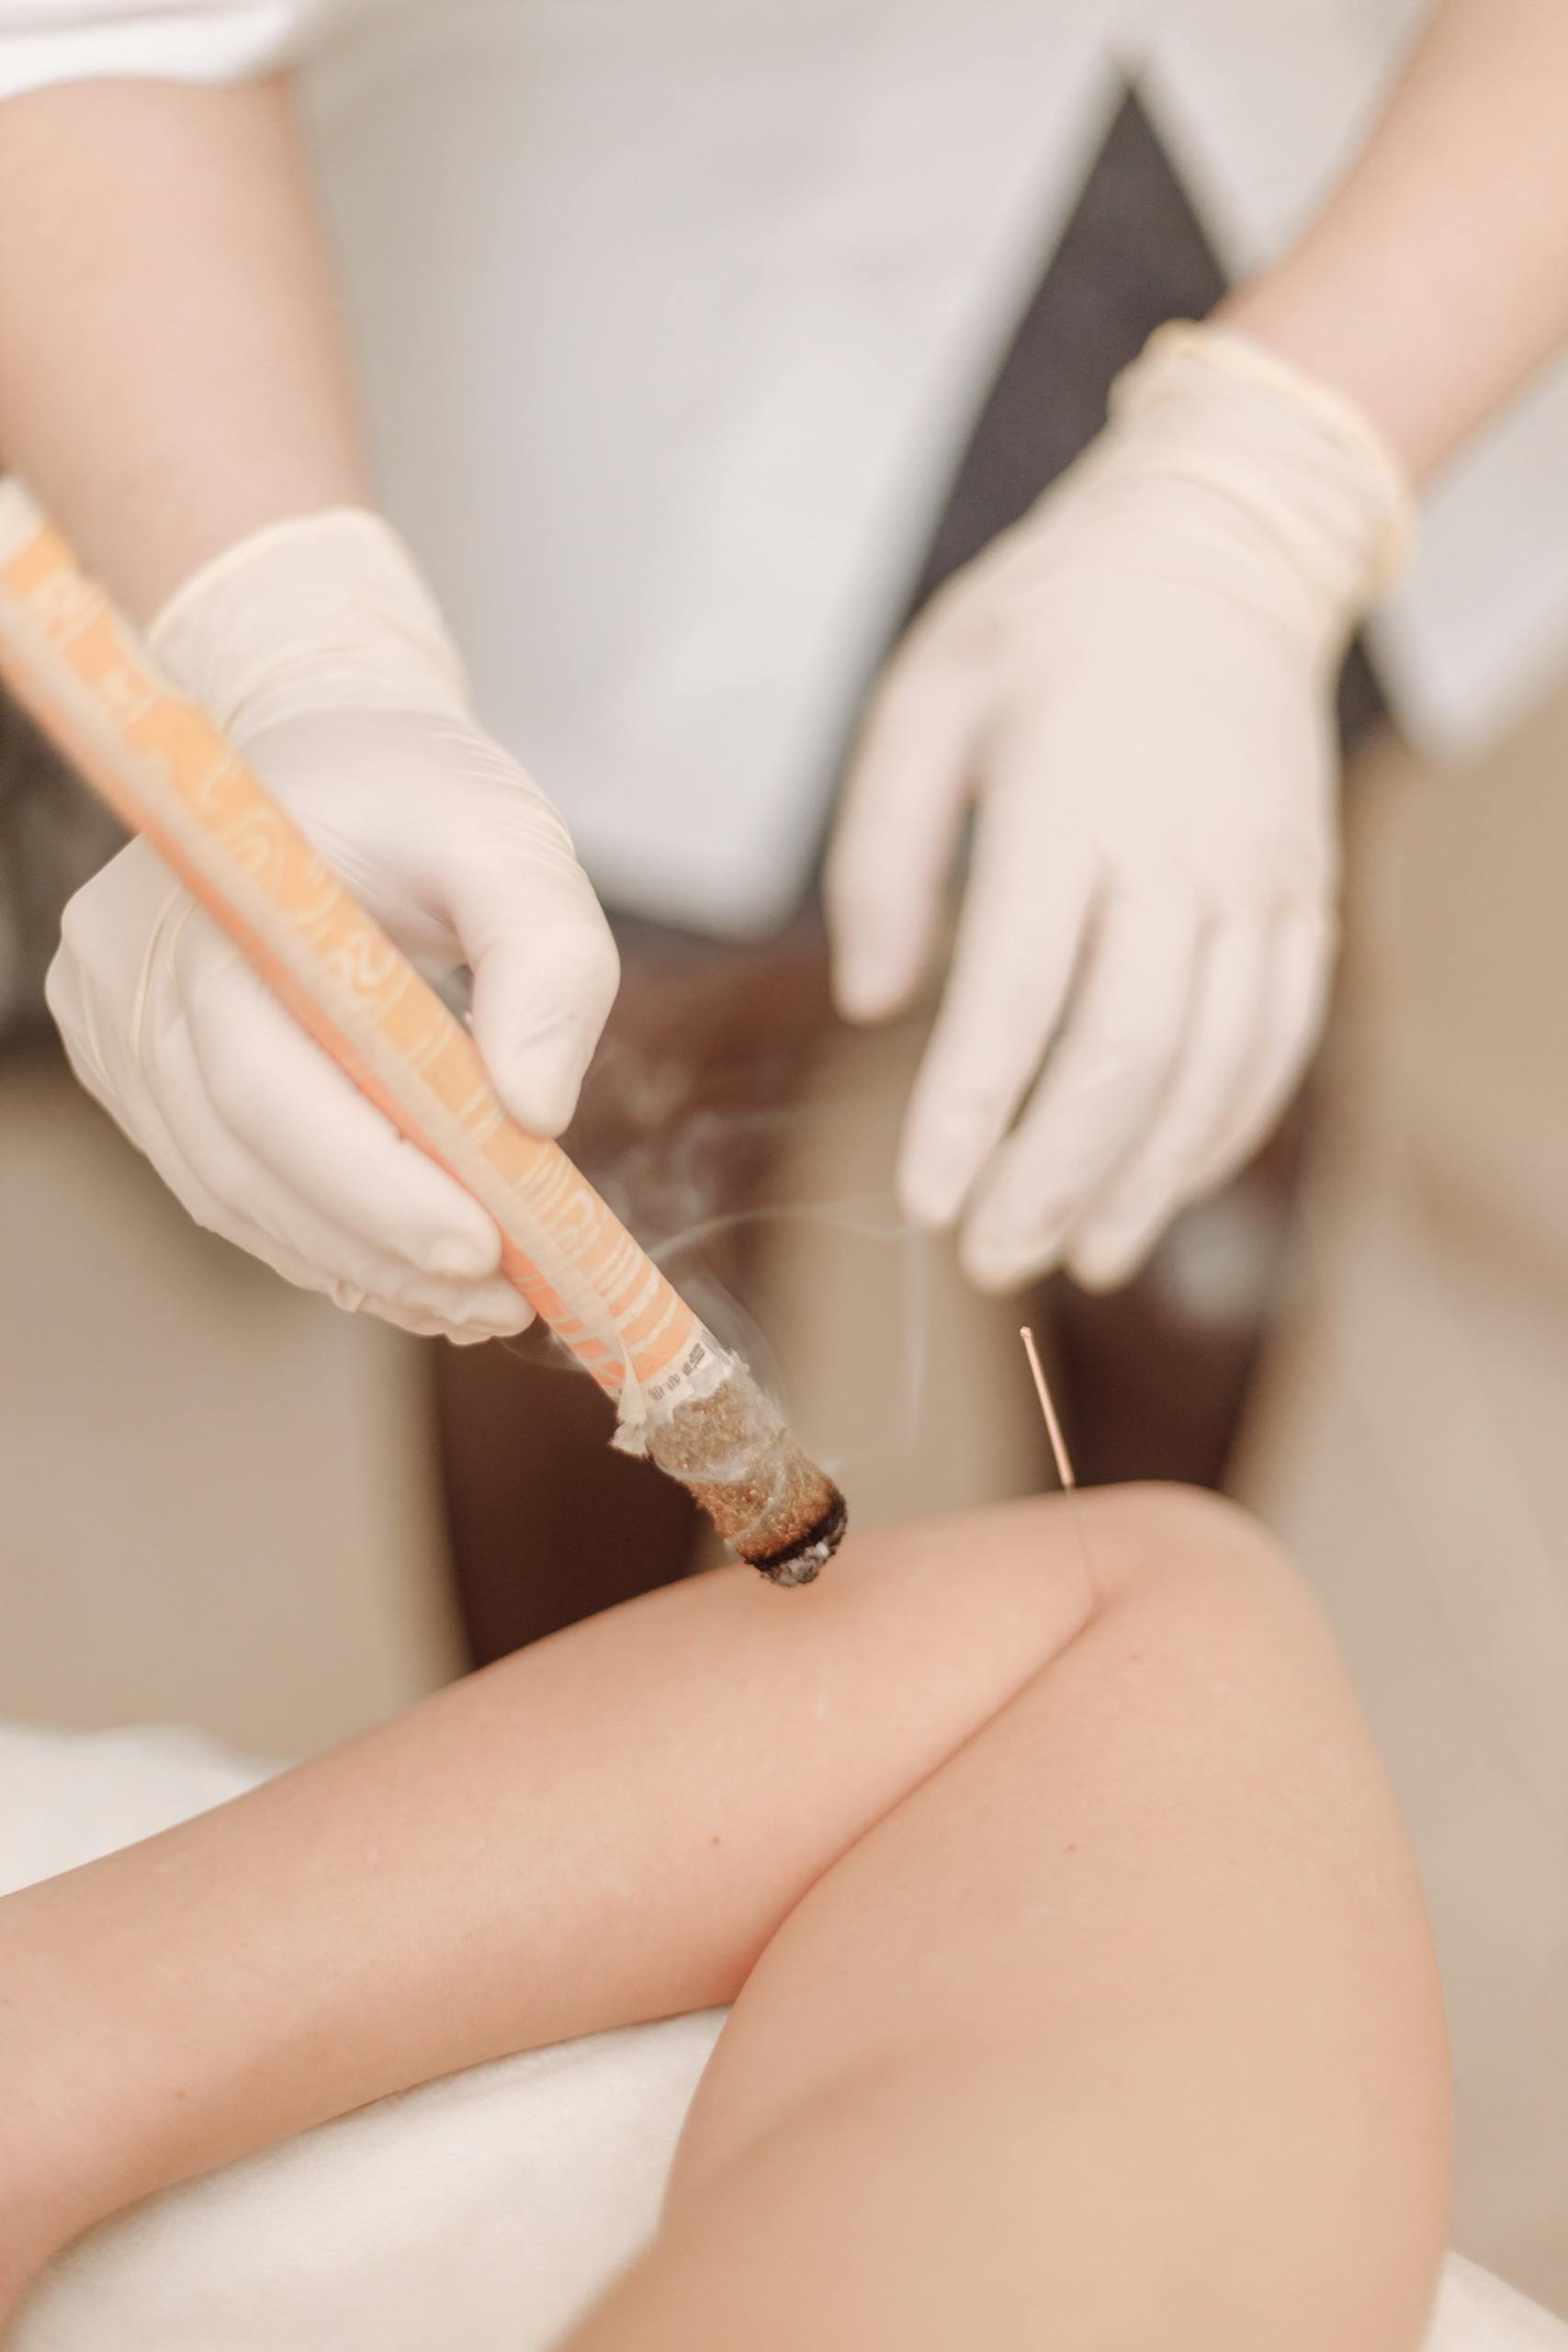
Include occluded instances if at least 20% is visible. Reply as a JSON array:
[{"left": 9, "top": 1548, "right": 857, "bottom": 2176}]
[{"left": 0, "top": 482, "right": 845, "bottom": 1580}]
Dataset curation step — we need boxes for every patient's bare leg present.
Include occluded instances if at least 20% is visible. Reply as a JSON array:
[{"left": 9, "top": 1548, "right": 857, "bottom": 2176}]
[
  {"left": 0, "top": 1488, "right": 1447, "bottom": 2349},
  {"left": 0, "top": 1487, "right": 1099, "bottom": 2312},
  {"left": 570, "top": 1487, "right": 1450, "bottom": 2351}
]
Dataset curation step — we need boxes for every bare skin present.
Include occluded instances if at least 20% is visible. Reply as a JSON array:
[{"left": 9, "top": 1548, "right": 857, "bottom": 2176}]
[
  {"left": 0, "top": 76, "right": 363, "bottom": 617},
  {"left": 0, "top": 1487, "right": 1450, "bottom": 2346},
  {"left": 1224, "top": 0, "right": 1568, "bottom": 480}
]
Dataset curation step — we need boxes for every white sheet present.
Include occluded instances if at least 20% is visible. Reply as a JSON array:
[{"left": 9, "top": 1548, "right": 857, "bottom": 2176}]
[{"left": 3, "top": 1722, "right": 1563, "bottom": 2351}]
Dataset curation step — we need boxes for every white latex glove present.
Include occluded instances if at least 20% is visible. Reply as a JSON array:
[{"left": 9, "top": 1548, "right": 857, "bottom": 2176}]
[
  {"left": 827, "top": 322, "right": 1412, "bottom": 1292},
  {"left": 47, "top": 511, "right": 619, "bottom": 1340}
]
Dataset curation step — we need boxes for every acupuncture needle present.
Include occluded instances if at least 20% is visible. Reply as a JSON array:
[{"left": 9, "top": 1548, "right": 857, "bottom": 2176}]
[
  {"left": 1021, "top": 1324, "right": 1102, "bottom": 1610},
  {"left": 1020, "top": 1324, "right": 1076, "bottom": 1489}
]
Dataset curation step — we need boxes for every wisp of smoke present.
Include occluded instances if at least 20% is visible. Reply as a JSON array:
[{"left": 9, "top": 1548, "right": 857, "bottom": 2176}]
[{"left": 499, "top": 1054, "right": 932, "bottom": 1483}]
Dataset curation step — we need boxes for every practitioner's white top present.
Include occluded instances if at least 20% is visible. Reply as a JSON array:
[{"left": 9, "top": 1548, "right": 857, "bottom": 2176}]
[{"left": 6, "top": 0, "right": 1568, "bottom": 934}]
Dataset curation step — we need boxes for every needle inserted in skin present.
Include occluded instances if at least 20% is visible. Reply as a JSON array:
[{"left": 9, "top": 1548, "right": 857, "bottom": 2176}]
[
  {"left": 1021, "top": 1324, "right": 1101, "bottom": 1612},
  {"left": 1020, "top": 1325, "right": 1076, "bottom": 1490}
]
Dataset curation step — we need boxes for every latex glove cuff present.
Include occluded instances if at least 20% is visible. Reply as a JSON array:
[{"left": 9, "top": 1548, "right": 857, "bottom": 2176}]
[
  {"left": 149, "top": 508, "right": 473, "bottom": 739},
  {"left": 1101, "top": 322, "right": 1414, "bottom": 640}
]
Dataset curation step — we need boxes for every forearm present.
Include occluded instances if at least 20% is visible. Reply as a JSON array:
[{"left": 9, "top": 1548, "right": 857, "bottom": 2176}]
[
  {"left": 1224, "top": 0, "right": 1568, "bottom": 479},
  {"left": 0, "top": 75, "right": 364, "bottom": 619},
  {"left": 0, "top": 1504, "right": 1091, "bottom": 2299}
]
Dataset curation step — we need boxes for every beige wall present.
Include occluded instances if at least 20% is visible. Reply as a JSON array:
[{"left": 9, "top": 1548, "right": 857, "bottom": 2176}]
[
  {"left": 1237, "top": 692, "right": 1568, "bottom": 2313},
  {"left": 0, "top": 1051, "right": 463, "bottom": 1757}
]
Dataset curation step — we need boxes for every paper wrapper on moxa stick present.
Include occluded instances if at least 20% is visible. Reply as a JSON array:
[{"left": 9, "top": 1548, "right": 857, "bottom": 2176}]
[{"left": 0, "top": 481, "right": 844, "bottom": 1584}]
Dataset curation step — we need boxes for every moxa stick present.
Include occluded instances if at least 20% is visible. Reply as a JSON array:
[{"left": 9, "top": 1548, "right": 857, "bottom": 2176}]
[{"left": 0, "top": 481, "right": 844, "bottom": 1585}]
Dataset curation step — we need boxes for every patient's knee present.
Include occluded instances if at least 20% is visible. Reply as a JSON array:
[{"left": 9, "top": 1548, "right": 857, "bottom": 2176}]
[
  {"left": 1016, "top": 1481, "right": 1297, "bottom": 1620},
  {"left": 889, "top": 1485, "right": 1302, "bottom": 1689},
  {"left": 1076, "top": 1487, "right": 1326, "bottom": 1680}
]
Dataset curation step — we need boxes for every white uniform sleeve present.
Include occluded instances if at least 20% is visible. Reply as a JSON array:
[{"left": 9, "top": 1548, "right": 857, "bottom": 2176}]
[{"left": 0, "top": 3, "right": 332, "bottom": 100}]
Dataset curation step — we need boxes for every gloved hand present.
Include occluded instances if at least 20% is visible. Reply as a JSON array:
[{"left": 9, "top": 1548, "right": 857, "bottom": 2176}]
[
  {"left": 47, "top": 511, "right": 619, "bottom": 1340},
  {"left": 827, "top": 322, "right": 1411, "bottom": 1292}
]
